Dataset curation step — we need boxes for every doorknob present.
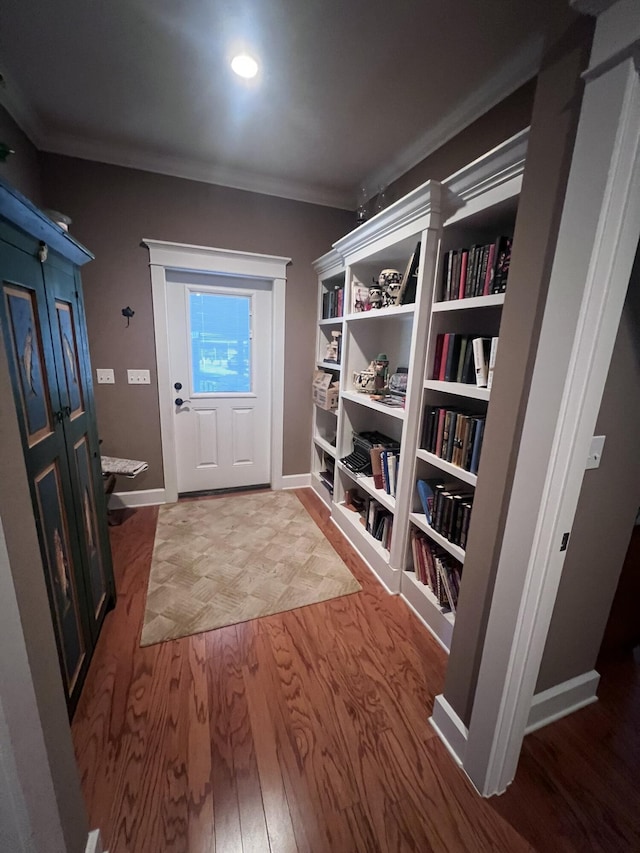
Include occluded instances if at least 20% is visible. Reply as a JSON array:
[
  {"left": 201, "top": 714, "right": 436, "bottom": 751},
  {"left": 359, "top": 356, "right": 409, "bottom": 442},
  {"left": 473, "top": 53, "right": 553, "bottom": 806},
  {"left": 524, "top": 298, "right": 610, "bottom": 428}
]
[
  {"left": 174, "top": 382, "right": 182, "bottom": 391},
  {"left": 174, "top": 397, "right": 190, "bottom": 406}
]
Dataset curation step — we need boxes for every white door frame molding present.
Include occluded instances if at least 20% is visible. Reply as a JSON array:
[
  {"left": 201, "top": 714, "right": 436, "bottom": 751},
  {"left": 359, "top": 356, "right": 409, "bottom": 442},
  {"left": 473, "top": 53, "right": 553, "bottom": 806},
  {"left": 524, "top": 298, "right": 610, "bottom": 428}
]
[
  {"left": 434, "top": 0, "right": 640, "bottom": 796},
  {"left": 144, "top": 239, "right": 290, "bottom": 502}
]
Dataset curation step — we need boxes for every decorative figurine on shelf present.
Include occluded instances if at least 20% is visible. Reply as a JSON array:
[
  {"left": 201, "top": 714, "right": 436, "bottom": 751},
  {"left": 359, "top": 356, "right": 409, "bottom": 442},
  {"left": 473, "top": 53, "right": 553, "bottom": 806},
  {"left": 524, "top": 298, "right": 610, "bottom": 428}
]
[
  {"left": 368, "top": 281, "right": 384, "bottom": 310},
  {"left": 324, "top": 330, "right": 342, "bottom": 363},
  {"left": 373, "top": 352, "right": 390, "bottom": 393},
  {"left": 353, "top": 352, "right": 389, "bottom": 395},
  {"left": 378, "top": 269, "right": 403, "bottom": 307}
]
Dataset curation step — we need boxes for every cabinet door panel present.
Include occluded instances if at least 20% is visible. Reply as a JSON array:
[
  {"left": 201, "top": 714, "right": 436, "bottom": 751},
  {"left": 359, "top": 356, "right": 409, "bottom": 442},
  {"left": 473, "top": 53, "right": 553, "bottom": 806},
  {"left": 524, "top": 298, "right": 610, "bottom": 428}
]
[
  {"left": 44, "top": 259, "right": 114, "bottom": 638},
  {"left": 2, "top": 282, "right": 56, "bottom": 447},
  {"left": 33, "top": 461, "right": 87, "bottom": 696},
  {"left": 73, "top": 436, "right": 107, "bottom": 619}
]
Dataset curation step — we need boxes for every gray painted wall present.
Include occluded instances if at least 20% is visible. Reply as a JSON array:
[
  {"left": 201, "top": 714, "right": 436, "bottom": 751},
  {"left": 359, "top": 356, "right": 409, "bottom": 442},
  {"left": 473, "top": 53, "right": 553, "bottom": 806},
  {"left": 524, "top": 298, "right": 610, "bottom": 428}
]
[
  {"left": 536, "top": 250, "right": 640, "bottom": 691},
  {"left": 40, "top": 156, "right": 354, "bottom": 486}
]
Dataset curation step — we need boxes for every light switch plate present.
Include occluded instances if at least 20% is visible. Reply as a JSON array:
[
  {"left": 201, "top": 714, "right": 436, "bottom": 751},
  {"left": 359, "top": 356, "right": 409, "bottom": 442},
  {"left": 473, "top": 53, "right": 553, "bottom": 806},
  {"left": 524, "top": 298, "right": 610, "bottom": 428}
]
[
  {"left": 586, "top": 435, "right": 605, "bottom": 470},
  {"left": 127, "top": 369, "right": 151, "bottom": 385},
  {"left": 96, "top": 368, "right": 115, "bottom": 384}
]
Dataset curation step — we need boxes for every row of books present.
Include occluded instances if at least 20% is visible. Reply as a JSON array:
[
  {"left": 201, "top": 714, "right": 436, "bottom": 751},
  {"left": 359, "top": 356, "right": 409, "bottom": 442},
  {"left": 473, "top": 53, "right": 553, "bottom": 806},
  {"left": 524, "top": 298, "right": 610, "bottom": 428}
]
[
  {"left": 345, "top": 489, "right": 393, "bottom": 550},
  {"left": 439, "top": 235, "right": 512, "bottom": 302},
  {"left": 318, "top": 456, "right": 335, "bottom": 495},
  {"left": 432, "top": 334, "right": 498, "bottom": 389},
  {"left": 370, "top": 447, "right": 400, "bottom": 497},
  {"left": 421, "top": 407, "right": 485, "bottom": 474},
  {"left": 322, "top": 285, "right": 344, "bottom": 319},
  {"left": 417, "top": 478, "right": 474, "bottom": 549},
  {"left": 410, "top": 528, "right": 462, "bottom": 613}
]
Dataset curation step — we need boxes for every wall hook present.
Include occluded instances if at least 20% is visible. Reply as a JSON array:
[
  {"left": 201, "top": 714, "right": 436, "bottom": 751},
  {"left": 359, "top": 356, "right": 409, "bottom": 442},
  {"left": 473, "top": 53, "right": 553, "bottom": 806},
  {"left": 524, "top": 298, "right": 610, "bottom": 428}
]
[{"left": 122, "top": 306, "right": 135, "bottom": 327}]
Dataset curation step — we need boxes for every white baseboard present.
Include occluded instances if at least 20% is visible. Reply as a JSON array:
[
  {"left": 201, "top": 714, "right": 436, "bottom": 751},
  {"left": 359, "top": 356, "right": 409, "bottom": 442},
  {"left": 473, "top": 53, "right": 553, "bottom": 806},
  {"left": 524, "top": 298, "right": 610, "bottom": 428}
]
[
  {"left": 430, "top": 694, "right": 468, "bottom": 767},
  {"left": 525, "top": 670, "right": 600, "bottom": 734},
  {"left": 278, "top": 473, "right": 311, "bottom": 489},
  {"left": 86, "top": 829, "right": 106, "bottom": 853},
  {"left": 108, "top": 488, "right": 167, "bottom": 509},
  {"left": 430, "top": 670, "right": 600, "bottom": 777}
]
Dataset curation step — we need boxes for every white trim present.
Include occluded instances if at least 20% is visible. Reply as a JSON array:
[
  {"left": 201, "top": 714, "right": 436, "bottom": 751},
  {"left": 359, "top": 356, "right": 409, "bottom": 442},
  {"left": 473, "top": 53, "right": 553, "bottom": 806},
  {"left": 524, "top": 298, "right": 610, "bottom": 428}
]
[
  {"left": 279, "top": 473, "right": 312, "bottom": 489},
  {"left": 461, "top": 9, "right": 640, "bottom": 798},
  {"left": 359, "top": 37, "right": 541, "bottom": 201},
  {"left": 525, "top": 671, "right": 600, "bottom": 734},
  {"left": 109, "top": 489, "right": 167, "bottom": 509},
  {"left": 430, "top": 670, "right": 600, "bottom": 782},
  {"left": 333, "top": 182, "right": 442, "bottom": 264},
  {"left": 430, "top": 695, "right": 468, "bottom": 768},
  {"left": 312, "top": 248, "right": 344, "bottom": 279},
  {"left": 144, "top": 240, "right": 290, "bottom": 502},
  {"left": 442, "top": 128, "right": 529, "bottom": 206},
  {"left": 85, "top": 829, "right": 105, "bottom": 853},
  {"left": 33, "top": 131, "right": 353, "bottom": 210}
]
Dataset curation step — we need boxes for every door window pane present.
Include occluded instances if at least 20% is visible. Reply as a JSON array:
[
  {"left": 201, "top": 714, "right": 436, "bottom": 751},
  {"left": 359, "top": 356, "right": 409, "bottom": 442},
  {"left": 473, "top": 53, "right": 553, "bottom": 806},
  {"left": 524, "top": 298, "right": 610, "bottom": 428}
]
[{"left": 190, "top": 292, "right": 251, "bottom": 393}]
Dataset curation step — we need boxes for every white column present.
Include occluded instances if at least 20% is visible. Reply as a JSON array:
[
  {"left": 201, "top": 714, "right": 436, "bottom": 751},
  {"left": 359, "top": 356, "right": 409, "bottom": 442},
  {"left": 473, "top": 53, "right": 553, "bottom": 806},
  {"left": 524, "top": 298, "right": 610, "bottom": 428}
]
[{"left": 462, "top": 0, "right": 640, "bottom": 796}]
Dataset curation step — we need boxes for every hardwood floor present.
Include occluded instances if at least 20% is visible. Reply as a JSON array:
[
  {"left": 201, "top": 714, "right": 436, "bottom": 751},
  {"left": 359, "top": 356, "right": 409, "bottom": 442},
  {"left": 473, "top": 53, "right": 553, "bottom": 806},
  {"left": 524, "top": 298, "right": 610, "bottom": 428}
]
[{"left": 72, "top": 489, "right": 640, "bottom": 852}]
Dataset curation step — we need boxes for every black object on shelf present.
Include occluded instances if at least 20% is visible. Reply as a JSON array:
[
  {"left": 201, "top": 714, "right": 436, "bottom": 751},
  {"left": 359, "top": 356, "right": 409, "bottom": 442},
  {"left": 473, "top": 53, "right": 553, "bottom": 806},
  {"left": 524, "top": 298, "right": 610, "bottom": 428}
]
[{"left": 341, "top": 431, "right": 400, "bottom": 476}]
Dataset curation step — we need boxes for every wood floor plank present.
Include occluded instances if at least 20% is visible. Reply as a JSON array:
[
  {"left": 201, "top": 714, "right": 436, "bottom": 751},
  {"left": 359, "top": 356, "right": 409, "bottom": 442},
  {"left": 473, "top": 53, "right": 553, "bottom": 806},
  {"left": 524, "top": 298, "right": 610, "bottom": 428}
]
[
  {"left": 206, "top": 626, "right": 243, "bottom": 853},
  {"left": 71, "top": 496, "right": 640, "bottom": 853}
]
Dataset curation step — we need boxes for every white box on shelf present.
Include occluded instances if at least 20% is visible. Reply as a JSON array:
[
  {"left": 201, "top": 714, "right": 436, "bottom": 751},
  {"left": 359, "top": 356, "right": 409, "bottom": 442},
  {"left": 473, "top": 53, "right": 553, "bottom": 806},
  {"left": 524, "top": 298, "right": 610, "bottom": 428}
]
[{"left": 312, "top": 370, "right": 339, "bottom": 411}]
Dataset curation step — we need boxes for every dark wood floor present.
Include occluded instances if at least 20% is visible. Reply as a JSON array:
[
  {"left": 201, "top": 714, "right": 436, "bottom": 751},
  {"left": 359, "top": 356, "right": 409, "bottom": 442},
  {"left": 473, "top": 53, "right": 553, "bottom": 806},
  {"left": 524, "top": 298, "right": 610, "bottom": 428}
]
[{"left": 72, "top": 489, "right": 640, "bottom": 852}]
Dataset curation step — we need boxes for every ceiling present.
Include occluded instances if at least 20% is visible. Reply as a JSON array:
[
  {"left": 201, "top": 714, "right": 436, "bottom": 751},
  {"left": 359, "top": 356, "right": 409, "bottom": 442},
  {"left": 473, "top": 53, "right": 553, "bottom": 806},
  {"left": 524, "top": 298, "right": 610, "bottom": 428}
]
[{"left": 0, "top": 0, "right": 567, "bottom": 209}]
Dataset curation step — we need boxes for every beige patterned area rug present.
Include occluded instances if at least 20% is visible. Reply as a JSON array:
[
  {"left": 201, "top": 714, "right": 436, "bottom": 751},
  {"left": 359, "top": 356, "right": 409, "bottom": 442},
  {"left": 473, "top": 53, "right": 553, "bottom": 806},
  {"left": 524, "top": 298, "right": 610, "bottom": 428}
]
[{"left": 140, "top": 490, "right": 361, "bottom": 646}]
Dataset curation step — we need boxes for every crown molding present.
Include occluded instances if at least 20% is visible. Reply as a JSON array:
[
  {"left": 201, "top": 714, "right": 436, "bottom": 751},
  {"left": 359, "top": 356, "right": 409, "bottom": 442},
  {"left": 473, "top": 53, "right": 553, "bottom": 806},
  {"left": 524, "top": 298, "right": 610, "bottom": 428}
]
[
  {"left": 36, "top": 130, "right": 353, "bottom": 210},
  {"left": 334, "top": 180, "right": 441, "bottom": 263},
  {"left": 355, "top": 35, "right": 542, "bottom": 203},
  {"left": 312, "top": 248, "right": 344, "bottom": 278},
  {"left": 443, "top": 127, "right": 529, "bottom": 202}
]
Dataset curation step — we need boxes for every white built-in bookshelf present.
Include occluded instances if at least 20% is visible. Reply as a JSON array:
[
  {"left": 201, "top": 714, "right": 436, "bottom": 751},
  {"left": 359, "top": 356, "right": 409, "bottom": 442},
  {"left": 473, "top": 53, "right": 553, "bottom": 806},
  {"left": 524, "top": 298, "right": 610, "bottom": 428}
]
[{"left": 311, "top": 129, "right": 528, "bottom": 650}]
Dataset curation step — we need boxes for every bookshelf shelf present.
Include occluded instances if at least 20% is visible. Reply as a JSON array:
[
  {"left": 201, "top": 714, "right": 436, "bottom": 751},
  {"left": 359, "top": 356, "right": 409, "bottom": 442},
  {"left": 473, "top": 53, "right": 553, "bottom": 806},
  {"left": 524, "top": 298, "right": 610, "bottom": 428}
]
[
  {"left": 313, "top": 435, "right": 336, "bottom": 458},
  {"left": 400, "top": 569, "right": 455, "bottom": 650},
  {"left": 344, "top": 303, "right": 415, "bottom": 322},
  {"left": 332, "top": 501, "right": 399, "bottom": 591},
  {"left": 318, "top": 361, "right": 341, "bottom": 371},
  {"left": 423, "top": 380, "right": 491, "bottom": 401},
  {"left": 318, "top": 316, "right": 343, "bottom": 326},
  {"left": 410, "top": 512, "right": 466, "bottom": 563},
  {"left": 415, "top": 449, "right": 478, "bottom": 486},
  {"left": 311, "top": 472, "right": 333, "bottom": 508},
  {"left": 337, "top": 462, "right": 396, "bottom": 513},
  {"left": 341, "top": 390, "right": 406, "bottom": 420},
  {"left": 432, "top": 293, "right": 505, "bottom": 312}
]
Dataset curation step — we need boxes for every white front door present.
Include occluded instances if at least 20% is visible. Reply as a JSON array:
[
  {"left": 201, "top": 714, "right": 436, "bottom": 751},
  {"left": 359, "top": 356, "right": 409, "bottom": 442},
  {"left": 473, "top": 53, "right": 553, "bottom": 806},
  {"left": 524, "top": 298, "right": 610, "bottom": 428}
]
[{"left": 166, "top": 274, "right": 272, "bottom": 494}]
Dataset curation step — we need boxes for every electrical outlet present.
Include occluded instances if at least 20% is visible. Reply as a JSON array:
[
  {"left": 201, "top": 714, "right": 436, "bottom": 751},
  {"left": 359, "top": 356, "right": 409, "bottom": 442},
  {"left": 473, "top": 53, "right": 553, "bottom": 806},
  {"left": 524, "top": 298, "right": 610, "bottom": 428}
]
[
  {"left": 127, "top": 369, "right": 151, "bottom": 385},
  {"left": 96, "top": 368, "right": 115, "bottom": 384}
]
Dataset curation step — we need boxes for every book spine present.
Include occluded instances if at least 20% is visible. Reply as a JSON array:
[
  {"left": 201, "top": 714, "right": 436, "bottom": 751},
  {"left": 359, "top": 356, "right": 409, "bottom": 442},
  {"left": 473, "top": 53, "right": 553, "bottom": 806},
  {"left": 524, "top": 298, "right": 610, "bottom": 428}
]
[
  {"left": 472, "top": 337, "right": 489, "bottom": 387},
  {"left": 487, "top": 337, "right": 499, "bottom": 391},
  {"left": 438, "top": 334, "right": 451, "bottom": 381},
  {"left": 465, "top": 247, "right": 476, "bottom": 298},
  {"left": 434, "top": 409, "right": 446, "bottom": 458},
  {"left": 469, "top": 418, "right": 485, "bottom": 475},
  {"left": 444, "top": 334, "right": 459, "bottom": 382},
  {"left": 458, "top": 251, "right": 468, "bottom": 300},
  {"left": 483, "top": 242, "right": 496, "bottom": 296}
]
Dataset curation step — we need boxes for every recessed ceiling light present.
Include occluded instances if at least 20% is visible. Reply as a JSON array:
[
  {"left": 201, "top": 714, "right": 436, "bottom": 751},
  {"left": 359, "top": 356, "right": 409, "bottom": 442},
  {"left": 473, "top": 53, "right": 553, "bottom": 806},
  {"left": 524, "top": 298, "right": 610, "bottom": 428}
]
[{"left": 231, "top": 54, "right": 259, "bottom": 79}]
